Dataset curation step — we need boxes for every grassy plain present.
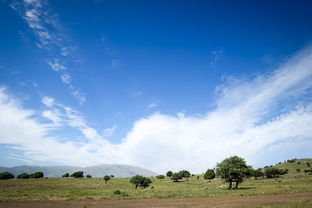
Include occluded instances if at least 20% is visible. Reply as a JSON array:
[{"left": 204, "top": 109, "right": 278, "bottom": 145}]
[{"left": 0, "top": 159, "right": 311, "bottom": 202}]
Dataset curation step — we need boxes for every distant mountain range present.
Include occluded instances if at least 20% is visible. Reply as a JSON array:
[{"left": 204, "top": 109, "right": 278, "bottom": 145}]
[{"left": 0, "top": 164, "right": 157, "bottom": 178}]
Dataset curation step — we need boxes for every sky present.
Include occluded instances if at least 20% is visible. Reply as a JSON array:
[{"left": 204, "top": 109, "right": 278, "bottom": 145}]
[{"left": 0, "top": 0, "right": 312, "bottom": 174}]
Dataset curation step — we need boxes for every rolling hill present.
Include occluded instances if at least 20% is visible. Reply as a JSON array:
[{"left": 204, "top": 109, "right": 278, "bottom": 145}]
[{"left": 0, "top": 164, "right": 157, "bottom": 178}]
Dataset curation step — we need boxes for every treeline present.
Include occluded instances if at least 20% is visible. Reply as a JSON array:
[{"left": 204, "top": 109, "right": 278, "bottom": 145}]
[{"left": 0, "top": 171, "right": 44, "bottom": 180}]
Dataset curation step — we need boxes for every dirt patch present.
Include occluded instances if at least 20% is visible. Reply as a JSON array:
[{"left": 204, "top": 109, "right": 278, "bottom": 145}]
[{"left": 0, "top": 192, "right": 312, "bottom": 208}]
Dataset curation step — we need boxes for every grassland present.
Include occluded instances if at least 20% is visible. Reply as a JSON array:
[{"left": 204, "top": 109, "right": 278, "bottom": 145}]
[
  {"left": 0, "top": 159, "right": 312, "bottom": 201},
  {"left": 0, "top": 159, "right": 311, "bottom": 202}
]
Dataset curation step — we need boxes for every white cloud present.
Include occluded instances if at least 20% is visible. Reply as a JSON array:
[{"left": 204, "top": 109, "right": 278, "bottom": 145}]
[
  {"left": 47, "top": 59, "right": 66, "bottom": 72},
  {"left": 41, "top": 96, "right": 54, "bottom": 107},
  {"left": 60, "top": 74, "right": 71, "bottom": 84},
  {"left": 11, "top": 0, "right": 85, "bottom": 104},
  {"left": 1, "top": 47, "right": 312, "bottom": 173},
  {"left": 103, "top": 125, "right": 117, "bottom": 137},
  {"left": 147, "top": 102, "right": 159, "bottom": 109}
]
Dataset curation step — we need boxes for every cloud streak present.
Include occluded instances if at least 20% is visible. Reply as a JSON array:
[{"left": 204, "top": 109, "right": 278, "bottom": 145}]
[
  {"left": 0, "top": 47, "right": 312, "bottom": 173},
  {"left": 11, "top": 0, "right": 85, "bottom": 104}
]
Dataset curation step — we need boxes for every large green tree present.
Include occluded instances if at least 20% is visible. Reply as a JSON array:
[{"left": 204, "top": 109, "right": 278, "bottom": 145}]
[{"left": 215, "top": 156, "right": 252, "bottom": 189}]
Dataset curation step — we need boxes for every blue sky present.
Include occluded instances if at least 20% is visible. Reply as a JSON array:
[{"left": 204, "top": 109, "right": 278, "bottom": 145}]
[{"left": 0, "top": 0, "right": 312, "bottom": 173}]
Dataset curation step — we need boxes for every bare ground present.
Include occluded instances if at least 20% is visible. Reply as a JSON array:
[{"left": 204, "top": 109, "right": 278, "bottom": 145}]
[{"left": 0, "top": 192, "right": 312, "bottom": 208}]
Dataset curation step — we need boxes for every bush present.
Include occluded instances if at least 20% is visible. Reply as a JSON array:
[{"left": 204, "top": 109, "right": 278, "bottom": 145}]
[
  {"left": 252, "top": 168, "right": 264, "bottom": 179},
  {"left": 110, "top": 175, "right": 115, "bottom": 178},
  {"left": 178, "top": 170, "right": 191, "bottom": 178},
  {"left": 104, "top": 175, "right": 111, "bottom": 183},
  {"left": 86, "top": 174, "right": 92, "bottom": 178},
  {"left": 70, "top": 171, "right": 84, "bottom": 178},
  {"left": 307, "top": 162, "right": 310, "bottom": 167},
  {"left": 0, "top": 172, "right": 14, "bottom": 180},
  {"left": 113, "top": 190, "right": 121, "bottom": 195},
  {"left": 296, "top": 168, "right": 301, "bottom": 173},
  {"left": 297, "top": 162, "right": 301, "bottom": 165},
  {"left": 204, "top": 169, "right": 215, "bottom": 180},
  {"left": 130, "top": 175, "right": 152, "bottom": 189},
  {"left": 166, "top": 171, "right": 173, "bottom": 177},
  {"left": 29, "top": 172, "right": 44, "bottom": 179},
  {"left": 156, "top": 175, "right": 165, "bottom": 179},
  {"left": 287, "top": 159, "right": 296, "bottom": 163},
  {"left": 304, "top": 169, "right": 312, "bottom": 174},
  {"left": 264, "top": 167, "right": 287, "bottom": 178},
  {"left": 62, "top": 173, "right": 69, "bottom": 178},
  {"left": 171, "top": 172, "right": 183, "bottom": 182},
  {"left": 17, "top": 173, "right": 30, "bottom": 179}
]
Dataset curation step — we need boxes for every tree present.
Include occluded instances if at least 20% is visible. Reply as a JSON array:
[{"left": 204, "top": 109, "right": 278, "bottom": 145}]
[
  {"left": 0, "top": 172, "right": 14, "bottom": 180},
  {"left": 62, "top": 173, "right": 69, "bottom": 178},
  {"left": 171, "top": 172, "right": 183, "bottom": 182},
  {"left": 156, "top": 175, "right": 165, "bottom": 179},
  {"left": 130, "top": 175, "right": 152, "bottom": 189},
  {"left": 29, "top": 172, "right": 44, "bottom": 179},
  {"left": 70, "top": 171, "right": 84, "bottom": 178},
  {"left": 17, "top": 173, "right": 30, "bottom": 179},
  {"left": 103, "top": 175, "right": 111, "bottom": 183},
  {"left": 204, "top": 169, "right": 215, "bottom": 180},
  {"left": 86, "top": 174, "right": 92, "bottom": 178},
  {"left": 215, "top": 156, "right": 252, "bottom": 189},
  {"left": 252, "top": 168, "right": 264, "bottom": 179},
  {"left": 166, "top": 171, "right": 173, "bottom": 177},
  {"left": 110, "top": 175, "right": 115, "bottom": 178},
  {"left": 264, "top": 167, "right": 287, "bottom": 178},
  {"left": 178, "top": 170, "right": 191, "bottom": 178}
]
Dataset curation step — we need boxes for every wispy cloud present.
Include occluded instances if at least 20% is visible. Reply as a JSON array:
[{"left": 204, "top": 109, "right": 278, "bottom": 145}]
[
  {"left": 11, "top": 0, "right": 85, "bottom": 104},
  {"left": 147, "top": 101, "right": 159, "bottom": 109},
  {"left": 1, "top": 47, "right": 312, "bottom": 172}
]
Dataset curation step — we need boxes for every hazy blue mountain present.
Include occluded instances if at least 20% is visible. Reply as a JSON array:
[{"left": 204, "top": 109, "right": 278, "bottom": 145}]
[{"left": 0, "top": 164, "right": 157, "bottom": 178}]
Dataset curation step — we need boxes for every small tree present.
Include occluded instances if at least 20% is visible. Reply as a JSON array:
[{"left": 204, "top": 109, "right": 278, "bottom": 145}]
[
  {"left": 264, "top": 167, "right": 287, "bottom": 178},
  {"left": 0, "top": 172, "right": 14, "bottom": 180},
  {"left": 204, "top": 169, "right": 215, "bottom": 180},
  {"left": 252, "top": 168, "right": 264, "bottom": 179},
  {"left": 156, "top": 175, "right": 165, "bottom": 179},
  {"left": 166, "top": 171, "right": 173, "bottom": 177},
  {"left": 110, "top": 175, "right": 115, "bottom": 178},
  {"left": 171, "top": 172, "right": 183, "bottom": 182},
  {"left": 216, "top": 156, "right": 252, "bottom": 189},
  {"left": 103, "top": 175, "right": 111, "bottom": 183},
  {"left": 17, "top": 173, "right": 30, "bottom": 179},
  {"left": 130, "top": 175, "right": 152, "bottom": 189},
  {"left": 86, "top": 174, "right": 92, "bottom": 178},
  {"left": 178, "top": 170, "right": 191, "bottom": 178},
  {"left": 70, "top": 171, "right": 84, "bottom": 178},
  {"left": 29, "top": 172, "right": 44, "bottom": 179},
  {"left": 62, "top": 173, "right": 69, "bottom": 178}
]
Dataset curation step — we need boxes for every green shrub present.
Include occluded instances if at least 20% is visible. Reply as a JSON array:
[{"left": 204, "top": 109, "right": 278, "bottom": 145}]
[
  {"left": 17, "top": 173, "right": 30, "bottom": 179},
  {"left": 156, "top": 175, "right": 165, "bottom": 179},
  {"left": 252, "top": 168, "right": 264, "bottom": 179},
  {"left": 29, "top": 172, "right": 44, "bottom": 179},
  {"left": 113, "top": 190, "right": 121, "bottom": 195},
  {"left": 62, "top": 173, "right": 69, "bottom": 178},
  {"left": 204, "top": 169, "right": 215, "bottom": 180},
  {"left": 0, "top": 172, "right": 14, "bottom": 180},
  {"left": 264, "top": 167, "right": 287, "bottom": 178},
  {"left": 130, "top": 175, "right": 152, "bottom": 189},
  {"left": 166, "top": 171, "right": 173, "bottom": 177},
  {"left": 171, "top": 172, "right": 183, "bottom": 182},
  {"left": 70, "top": 171, "right": 84, "bottom": 178},
  {"left": 86, "top": 174, "right": 92, "bottom": 178},
  {"left": 104, "top": 175, "right": 111, "bottom": 183}
]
